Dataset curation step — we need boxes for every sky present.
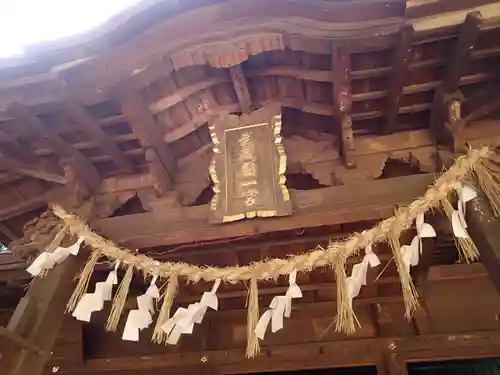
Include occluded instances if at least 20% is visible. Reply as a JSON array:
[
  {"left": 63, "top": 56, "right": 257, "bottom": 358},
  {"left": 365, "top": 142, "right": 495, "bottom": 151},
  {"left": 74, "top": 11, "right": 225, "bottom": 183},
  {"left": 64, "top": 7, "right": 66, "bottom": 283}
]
[{"left": 0, "top": 0, "right": 142, "bottom": 58}]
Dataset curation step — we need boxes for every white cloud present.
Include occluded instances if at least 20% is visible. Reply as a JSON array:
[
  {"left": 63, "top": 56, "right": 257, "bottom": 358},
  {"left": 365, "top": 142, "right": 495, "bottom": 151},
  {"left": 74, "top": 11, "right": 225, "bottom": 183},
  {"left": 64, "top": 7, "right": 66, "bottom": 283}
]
[{"left": 0, "top": 0, "right": 141, "bottom": 58}]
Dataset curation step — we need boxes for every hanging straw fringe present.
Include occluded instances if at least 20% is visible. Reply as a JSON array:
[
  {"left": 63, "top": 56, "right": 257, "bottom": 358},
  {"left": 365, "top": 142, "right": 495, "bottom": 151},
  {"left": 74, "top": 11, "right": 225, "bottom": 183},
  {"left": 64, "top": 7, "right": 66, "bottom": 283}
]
[
  {"left": 246, "top": 278, "right": 260, "bottom": 359},
  {"left": 474, "top": 161, "right": 500, "bottom": 217},
  {"left": 46, "top": 223, "right": 70, "bottom": 253},
  {"left": 106, "top": 265, "right": 134, "bottom": 332},
  {"left": 388, "top": 229, "right": 418, "bottom": 319},
  {"left": 152, "top": 274, "right": 179, "bottom": 344},
  {"left": 38, "top": 223, "right": 70, "bottom": 278},
  {"left": 441, "top": 198, "right": 479, "bottom": 263},
  {"left": 66, "top": 251, "right": 101, "bottom": 312},
  {"left": 334, "top": 256, "right": 357, "bottom": 334}
]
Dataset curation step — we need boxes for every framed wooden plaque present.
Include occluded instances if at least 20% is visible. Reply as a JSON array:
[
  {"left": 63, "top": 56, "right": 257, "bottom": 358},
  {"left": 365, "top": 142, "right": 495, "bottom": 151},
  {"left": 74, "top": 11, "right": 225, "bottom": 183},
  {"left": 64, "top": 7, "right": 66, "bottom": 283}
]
[{"left": 208, "top": 105, "right": 291, "bottom": 223}]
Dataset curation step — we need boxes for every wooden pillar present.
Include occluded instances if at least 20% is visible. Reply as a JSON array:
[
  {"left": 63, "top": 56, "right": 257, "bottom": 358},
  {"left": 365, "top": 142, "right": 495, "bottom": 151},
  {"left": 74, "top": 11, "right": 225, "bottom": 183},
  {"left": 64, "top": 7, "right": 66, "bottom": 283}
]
[
  {"left": 0, "top": 253, "right": 85, "bottom": 375},
  {"left": 467, "top": 191, "right": 500, "bottom": 295}
]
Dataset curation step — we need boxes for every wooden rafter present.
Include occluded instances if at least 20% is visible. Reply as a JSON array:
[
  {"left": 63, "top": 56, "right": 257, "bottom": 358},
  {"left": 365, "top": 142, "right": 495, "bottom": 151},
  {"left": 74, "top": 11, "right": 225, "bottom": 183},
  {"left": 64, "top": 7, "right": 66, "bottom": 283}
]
[
  {"left": 7, "top": 103, "right": 101, "bottom": 198},
  {"left": 61, "top": 98, "right": 136, "bottom": 173},
  {"left": 0, "top": 153, "right": 65, "bottom": 184},
  {"left": 461, "top": 87, "right": 500, "bottom": 125},
  {"left": 442, "top": 12, "right": 483, "bottom": 94},
  {"left": 114, "top": 83, "right": 176, "bottom": 194},
  {"left": 229, "top": 64, "right": 252, "bottom": 114},
  {"left": 430, "top": 12, "right": 482, "bottom": 151},
  {"left": 332, "top": 44, "right": 356, "bottom": 168},
  {"left": 383, "top": 25, "right": 414, "bottom": 134}
]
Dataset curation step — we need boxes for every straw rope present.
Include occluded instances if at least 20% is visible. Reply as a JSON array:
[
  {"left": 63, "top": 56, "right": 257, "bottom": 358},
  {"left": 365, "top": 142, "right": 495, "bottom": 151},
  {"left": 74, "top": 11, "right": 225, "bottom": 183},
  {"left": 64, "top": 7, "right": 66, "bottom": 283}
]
[{"left": 51, "top": 147, "right": 493, "bottom": 284}]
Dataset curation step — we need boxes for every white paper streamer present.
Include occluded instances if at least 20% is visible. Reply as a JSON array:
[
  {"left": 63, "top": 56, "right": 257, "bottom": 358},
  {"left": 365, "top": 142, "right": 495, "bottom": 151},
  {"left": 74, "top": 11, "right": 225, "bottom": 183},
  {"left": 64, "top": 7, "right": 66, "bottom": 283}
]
[
  {"left": 160, "top": 279, "right": 221, "bottom": 345},
  {"left": 27, "top": 237, "right": 84, "bottom": 277},
  {"left": 254, "top": 269, "right": 302, "bottom": 340},
  {"left": 345, "top": 244, "right": 381, "bottom": 307},
  {"left": 73, "top": 262, "right": 119, "bottom": 322},
  {"left": 451, "top": 183, "right": 477, "bottom": 238},
  {"left": 399, "top": 213, "right": 436, "bottom": 273},
  {"left": 122, "top": 275, "right": 159, "bottom": 341}
]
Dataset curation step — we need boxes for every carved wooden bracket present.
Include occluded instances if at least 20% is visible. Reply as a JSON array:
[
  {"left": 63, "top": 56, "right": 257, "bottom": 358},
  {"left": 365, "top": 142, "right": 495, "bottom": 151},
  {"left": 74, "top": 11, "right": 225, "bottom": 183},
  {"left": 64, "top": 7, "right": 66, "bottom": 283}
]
[
  {"left": 430, "top": 90, "right": 466, "bottom": 152},
  {"left": 208, "top": 105, "right": 291, "bottom": 223}
]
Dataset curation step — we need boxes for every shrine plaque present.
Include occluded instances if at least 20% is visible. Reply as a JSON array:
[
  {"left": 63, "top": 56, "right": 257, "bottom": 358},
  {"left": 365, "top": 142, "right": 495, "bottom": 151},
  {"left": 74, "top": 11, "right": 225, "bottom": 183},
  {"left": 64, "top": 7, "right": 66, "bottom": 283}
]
[{"left": 208, "top": 105, "right": 291, "bottom": 223}]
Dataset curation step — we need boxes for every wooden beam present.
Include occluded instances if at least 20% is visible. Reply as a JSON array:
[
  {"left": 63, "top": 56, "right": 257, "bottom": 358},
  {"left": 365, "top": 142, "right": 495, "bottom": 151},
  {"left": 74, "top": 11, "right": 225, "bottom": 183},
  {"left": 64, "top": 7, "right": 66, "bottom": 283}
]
[
  {"left": 92, "top": 173, "right": 436, "bottom": 248},
  {"left": 467, "top": 189, "right": 500, "bottom": 295},
  {"left": 461, "top": 88, "right": 500, "bottom": 125},
  {"left": 431, "top": 94, "right": 465, "bottom": 152},
  {"left": 383, "top": 26, "right": 413, "bottom": 134},
  {"left": 8, "top": 103, "right": 77, "bottom": 160},
  {"left": 61, "top": 99, "right": 135, "bottom": 173},
  {"left": 229, "top": 65, "right": 251, "bottom": 114},
  {"left": 429, "top": 12, "right": 482, "bottom": 152},
  {"left": 114, "top": 83, "right": 176, "bottom": 194},
  {"left": 0, "top": 253, "right": 85, "bottom": 375},
  {"left": 332, "top": 44, "right": 356, "bottom": 169},
  {"left": 0, "top": 154, "right": 65, "bottom": 184},
  {"left": 7, "top": 103, "right": 100, "bottom": 196},
  {"left": 442, "top": 12, "right": 483, "bottom": 94},
  {"left": 59, "top": 330, "right": 500, "bottom": 374}
]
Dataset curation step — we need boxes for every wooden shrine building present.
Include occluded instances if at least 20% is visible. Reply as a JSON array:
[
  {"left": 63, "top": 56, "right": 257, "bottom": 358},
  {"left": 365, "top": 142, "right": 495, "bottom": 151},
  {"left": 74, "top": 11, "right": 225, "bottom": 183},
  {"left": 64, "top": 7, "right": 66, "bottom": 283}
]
[{"left": 1, "top": 0, "right": 500, "bottom": 374}]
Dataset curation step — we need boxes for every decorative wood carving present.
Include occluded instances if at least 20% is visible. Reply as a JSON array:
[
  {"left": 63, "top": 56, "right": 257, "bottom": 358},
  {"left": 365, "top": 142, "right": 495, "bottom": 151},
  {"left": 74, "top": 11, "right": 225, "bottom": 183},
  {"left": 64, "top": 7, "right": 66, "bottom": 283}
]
[
  {"left": 172, "top": 33, "right": 285, "bottom": 69},
  {"left": 208, "top": 105, "right": 291, "bottom": 223}
]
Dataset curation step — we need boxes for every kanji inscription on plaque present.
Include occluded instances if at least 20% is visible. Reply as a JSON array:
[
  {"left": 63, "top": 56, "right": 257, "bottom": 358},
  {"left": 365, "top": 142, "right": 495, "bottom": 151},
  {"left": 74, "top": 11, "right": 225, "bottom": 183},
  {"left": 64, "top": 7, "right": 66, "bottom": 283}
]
[{"left": 208, "top": 105, "right": 291, "bottom": 223}]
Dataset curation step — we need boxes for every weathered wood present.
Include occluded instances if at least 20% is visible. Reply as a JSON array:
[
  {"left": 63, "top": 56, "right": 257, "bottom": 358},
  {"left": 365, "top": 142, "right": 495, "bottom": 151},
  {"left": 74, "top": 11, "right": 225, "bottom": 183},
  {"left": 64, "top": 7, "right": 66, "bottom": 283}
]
[
  {"left": 429, "top": 12, "right": 483, "bottom": 151},
  {"left": 115, "top": 83, "right": 176, "bottom": 193},
  {"left": 442, "top": 12, "right": 483, "bottom": 94},
  {"left": 93, "top": 173, "right": 436, "bottom": 248},
  {"left": 0, "top": 253, "right": 85, "bottom": 375},
  {"left": 0, "top": 154, "right": 65, "bottom": 184},
  {"left": 461, "top": 88, "right": 500, "bottom": 125},
  {"left": 61, "top": 99, "right": 135, "bottom": 173},
  {"left": 383, "top": 26, "right": 413, "bottom": 134},
  {"left": 58, "top": 330, "right": 500, "bottom": 374},
  {"left": 412, "top": 304, "right": 432, "bottom": 335},
  {"left": 467, "top": 190, "right": 500, "bottom": 295},
  {"left": 0, "top": 326, "right": 43, "bottom": 354},
  {"left": 7, "top": 103, "right": 101, "bottom": 195},
  {"left": 384, "top": 352, "right": 409, "bottom": 375},
  {"left": 430, "top": 89, "right": 465, "bottom": 151},
  {"left": 229, "top": 65, "right": 252, "bottom": 114},
  {"left": 332, "top": 44, "right": 355, "bottom": 168},
  {"left": 8, "top": 104, "right": 83, "bottom": 162}
]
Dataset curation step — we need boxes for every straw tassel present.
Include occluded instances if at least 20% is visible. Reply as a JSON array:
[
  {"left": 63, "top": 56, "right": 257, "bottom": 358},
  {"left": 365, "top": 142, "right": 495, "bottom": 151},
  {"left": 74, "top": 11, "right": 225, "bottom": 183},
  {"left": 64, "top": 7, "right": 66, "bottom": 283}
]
[
  {"left": 46, "top": 224, "right": 70, "bottom": 253},
  {"left": 246, "top": 278, "right": 260, "bottom": 359},
  {"left": 388, "top": 232, "right": 418, "bottom": 319},
  {"left": 38, "top": 224, "right": 70, "bottom": 278},
  {"left": 152, "top": 274, "right": 179, "bottom": 344},
  {"left": 106, "top": 264, "right": 134, "bottom": 332},
  {"left": 474, "top": 161, "right": 500, "bottom": 217},
  {"left": 334, "top": 257, "right": 357, "bottom": 334},
  {"left": 66, "top": 250, "right": 101, "bottom": 313},
  {"left": 442, "top": 198, "right": 479, "bottom": 263}
]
